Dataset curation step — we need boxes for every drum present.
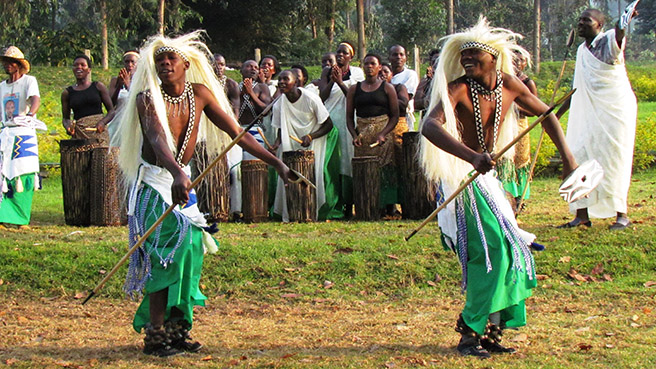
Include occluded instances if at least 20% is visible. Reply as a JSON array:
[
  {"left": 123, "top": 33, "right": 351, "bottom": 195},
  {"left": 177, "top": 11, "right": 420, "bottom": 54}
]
[
  {"left": 352, "top": 156, "right": 380, "bottom": 221},
  {"left": 192, "top": 143, "right": 230, "bottom": 223},
  {"left": 241, "top": 160, "right": 269, "bottom": 223},
  {"left": 90, "top": 146, "right": 124, "bottom": 226},
  {"left": 59, "top": 139, "right": 96, "bottom": 226},
  {"left": 283, "top": 150, "right": 316, "bottom": 222},
  {"left": 401, "top": 132, "right": 436, "bottom": 219}
]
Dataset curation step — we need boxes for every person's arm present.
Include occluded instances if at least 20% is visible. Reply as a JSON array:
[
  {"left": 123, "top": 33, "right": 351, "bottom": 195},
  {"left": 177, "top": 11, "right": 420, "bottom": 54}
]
[
  {"left": 61, "top": 89, "right": 74, "bottom": 135},
  {"left": 396, "top": 84, "right": 409, "bottom": 115},
  {"left": 136, "top": 92, "right": 191, "bottom": 205},
  {"left": 319, "top": 66, "right": 333, "bottom": 102},
  {"left": 225, "top": 79, "right": 241, "bottom": 117},
  {"left": 242, "top": 79, "right": 270, "bottom": 112},
  {"left": 302, "top": 117, "right": 333, "bottom": 147},
  {"left": 512, "top": 77, "right": 577, "bottom": 176},
  {"left": 332, "top": 65, "right": 349, "bottom": 96},
  {"left": 421, "top": 84, "right": 495, "bottom": 174},
  {"left": 95, "top": 82, "right": 114, "bottom": 133},
  {"left": 414, "top": 78, "right": 430, "bottom": 111},
  {"left": 196, "top": 84, "right": 291, "bottom": 182},
  {"left": 109, "top": 76, "right": 121, "bottom": 106},
  {"left": 517, "top": 79, "right": 538, "bottom": 117},
  {"left": 345, "top": 84, "right": 360, "bottom": 146},
  {"left": 27, "top": 95, "right": 40, "bottom": 116},
  {"left": 375, "top": 82, "right": 400, "bottom": 144}
]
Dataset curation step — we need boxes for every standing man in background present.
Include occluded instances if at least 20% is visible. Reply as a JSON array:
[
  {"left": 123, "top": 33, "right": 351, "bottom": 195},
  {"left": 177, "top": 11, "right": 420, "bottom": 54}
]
[{"left": 389, "top": 45, "right": 419, "bottom": 130}]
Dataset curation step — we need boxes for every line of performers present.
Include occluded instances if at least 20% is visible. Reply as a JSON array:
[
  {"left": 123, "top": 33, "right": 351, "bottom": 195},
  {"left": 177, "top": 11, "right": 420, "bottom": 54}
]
[{"left": 0, "top": 6, "right": 637, "bottom": 359}]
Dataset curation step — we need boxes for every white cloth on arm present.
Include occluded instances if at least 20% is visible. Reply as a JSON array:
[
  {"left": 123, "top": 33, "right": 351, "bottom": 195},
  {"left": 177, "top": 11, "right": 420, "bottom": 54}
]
[
  {"left": 566, "top": 29, "right": 637, "bottom": 218},
  {"left": 324, "top": 66, "right": 364, "bottom": 177},
  {"left": 272, "top": 88, "right": 330, "bottom": 222},
  {"left": 391, "top": 67, "right": 419, "bottom": 130}
]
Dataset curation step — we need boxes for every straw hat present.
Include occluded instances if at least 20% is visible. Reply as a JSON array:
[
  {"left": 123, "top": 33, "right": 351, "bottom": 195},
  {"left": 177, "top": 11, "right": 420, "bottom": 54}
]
[{"left": 0, "top": 46, "right": 30, "bottom": 73}]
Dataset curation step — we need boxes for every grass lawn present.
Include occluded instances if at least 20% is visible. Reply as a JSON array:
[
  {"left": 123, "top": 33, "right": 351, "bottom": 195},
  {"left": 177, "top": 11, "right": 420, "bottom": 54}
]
[{"left": 0, "top": 169, "right": 655, "bottom": 368}]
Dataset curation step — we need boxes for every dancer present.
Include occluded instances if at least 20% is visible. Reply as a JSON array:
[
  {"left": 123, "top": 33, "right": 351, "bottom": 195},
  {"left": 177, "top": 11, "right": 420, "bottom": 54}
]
[
  {"left": 419, "top": 18, "right": 577, "bottom": 357},
  {"left": 115, "top": 31, "right": 292, "bottom": 357}
]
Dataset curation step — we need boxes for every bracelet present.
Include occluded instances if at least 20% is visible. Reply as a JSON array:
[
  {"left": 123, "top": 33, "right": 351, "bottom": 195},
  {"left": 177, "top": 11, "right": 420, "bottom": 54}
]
[
  {"left": 26, "top": 112, "right": 34, "bottom": 116},
  {"left": 306, "top": 134, "right": 313, "bottom": 143}
]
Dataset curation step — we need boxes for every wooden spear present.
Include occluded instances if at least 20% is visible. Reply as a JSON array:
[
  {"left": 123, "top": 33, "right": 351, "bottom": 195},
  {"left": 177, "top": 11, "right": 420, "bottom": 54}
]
[
  {"left": 82, "top": 95, "right": 282, "bottom": 305},
  {"left": 404, "top": 89, "right": 575, "bottom": 242}
]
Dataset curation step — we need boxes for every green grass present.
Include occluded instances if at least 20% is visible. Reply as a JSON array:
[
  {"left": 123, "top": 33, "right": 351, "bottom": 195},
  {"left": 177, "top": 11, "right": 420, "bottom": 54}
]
[{"left": 1, "top": 169, "right": 655, "bottom": 302}]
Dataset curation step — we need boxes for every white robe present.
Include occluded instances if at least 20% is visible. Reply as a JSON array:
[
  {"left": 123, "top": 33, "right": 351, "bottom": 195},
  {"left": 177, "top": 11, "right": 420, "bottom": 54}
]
[
  {"left": 272, "top": 89, "right": 330, "bottom": 222},
  {"left": 566, "top": 30, "right": 637, "bottom": 218},
  {"left": 324, "top": 66, "right": 364, "bottom": 177},
  {"left": 391, "top": 67, "right": 419, "bottom": 130}
]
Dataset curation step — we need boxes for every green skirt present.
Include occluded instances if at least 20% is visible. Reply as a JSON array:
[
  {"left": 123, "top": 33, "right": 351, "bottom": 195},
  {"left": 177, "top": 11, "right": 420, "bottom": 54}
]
[
  {"left": 458, "top": 179, "right": 536, "bottom": 335},
  {"left": 0, "top": 173, "right": 35, "bottom": 225},
  {"left": 130, "top": 184, "right": 207, "bottom": 333}
]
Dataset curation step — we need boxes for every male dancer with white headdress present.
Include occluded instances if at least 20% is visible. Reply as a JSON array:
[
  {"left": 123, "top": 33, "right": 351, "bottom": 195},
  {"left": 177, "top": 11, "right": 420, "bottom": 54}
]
[
  {"left": 419, "top": 18, "right": 577, "bottom": 357},
  {"left": 114, "top": 31, "right": 292, "bottom": 357}
]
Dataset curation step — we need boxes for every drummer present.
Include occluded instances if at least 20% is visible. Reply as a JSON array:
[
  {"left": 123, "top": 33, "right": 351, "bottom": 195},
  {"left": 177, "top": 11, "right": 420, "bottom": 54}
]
[
  {"left": 270, "top": 70, "right": 336, "bottom": 221},
  {"left": 61, "top": 55, "right": 113, "bottom": 145}
]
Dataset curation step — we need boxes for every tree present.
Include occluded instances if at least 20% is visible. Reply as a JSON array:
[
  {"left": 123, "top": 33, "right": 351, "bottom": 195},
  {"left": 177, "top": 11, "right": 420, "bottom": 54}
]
[{"left": 379, "top": 0, "right": 445, "bottom": 54}]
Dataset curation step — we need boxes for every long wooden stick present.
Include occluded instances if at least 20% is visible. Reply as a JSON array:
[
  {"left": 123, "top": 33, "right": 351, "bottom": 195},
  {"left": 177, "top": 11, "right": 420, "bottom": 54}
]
[
  {"left": 404, "top": 89, "right": 575, "bottom": 241},
  {"left": 516, "top": 28, "right": 576, "bottom": 215},
  {"left": 82, "top": 95, "right": 281, "bottom": 305}
]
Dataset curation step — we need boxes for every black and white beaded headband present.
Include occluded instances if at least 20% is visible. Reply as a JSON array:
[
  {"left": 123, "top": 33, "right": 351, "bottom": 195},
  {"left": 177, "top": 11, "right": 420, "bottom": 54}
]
[
  {"left": 460, "top": 41, "right": 499, "bottom": 58},
  {"left": 154, "top": 46, "right": 189, "bottom": 63}
]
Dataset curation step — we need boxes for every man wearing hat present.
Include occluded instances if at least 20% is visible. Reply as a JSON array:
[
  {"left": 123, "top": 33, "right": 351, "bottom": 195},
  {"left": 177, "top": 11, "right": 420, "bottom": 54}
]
[{"left": 0, "top": 46, "right": 41, "bottom": 228}]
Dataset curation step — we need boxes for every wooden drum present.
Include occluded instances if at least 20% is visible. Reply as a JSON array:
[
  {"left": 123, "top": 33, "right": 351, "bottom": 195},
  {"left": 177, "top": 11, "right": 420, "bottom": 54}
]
[
  {"left": 192, "top": 143, "right": 230, "bottom": 223},
  {"left": 90, "top": 146, "right": 124, "bottom": 226},
  {"left": 401, "top": 132, "right": 436, "bottom": 219},
  {"left": 241, "top": 160, "right": 269, "bottom": 223},
  {"left": 283, "top": 150, "right": 316, "bottom": 223},
  {"left": 59, "top": 139, "right": 96, "bottom": 226},
  {"left": 352, "top": 156, "right": 380, "bottom": 221}
]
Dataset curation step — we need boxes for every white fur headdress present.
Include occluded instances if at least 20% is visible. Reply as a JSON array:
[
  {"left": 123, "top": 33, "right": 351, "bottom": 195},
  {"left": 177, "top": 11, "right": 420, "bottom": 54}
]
[
  {"left": 419, "top": 17, "right": 530, "bottom": 189},
  {"left": 112, "top": 30, "right": 233, "bottom": 187}
]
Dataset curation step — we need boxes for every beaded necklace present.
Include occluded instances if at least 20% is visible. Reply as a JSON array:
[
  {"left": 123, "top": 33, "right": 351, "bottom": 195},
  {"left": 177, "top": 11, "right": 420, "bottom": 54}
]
[
  {"left": 467, "top": 70, "right": 503, "bottom": 154},
  {"left": 160, "top": 81, "right": 196, "bottom": 166}
]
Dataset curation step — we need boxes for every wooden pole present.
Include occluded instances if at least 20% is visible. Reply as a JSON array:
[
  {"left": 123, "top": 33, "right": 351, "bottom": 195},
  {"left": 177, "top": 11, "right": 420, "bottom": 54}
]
[
  {"left": 446, "top": 0, "right": 454, "bottom": 34},
  {"left": 254, "top": 48, "right": 261, "bottom": 64},
  {"left": 356, "top": 0, "right": 366, "bottom": 60},
  {"left": 158, "top": 0, "right": 165, "bottom": 35},
  {"left": 533, "top": 0, "right": 541, "bottom": 74},
  {"left": 101, "top": 0, "right": 108, "bottom": 70}
]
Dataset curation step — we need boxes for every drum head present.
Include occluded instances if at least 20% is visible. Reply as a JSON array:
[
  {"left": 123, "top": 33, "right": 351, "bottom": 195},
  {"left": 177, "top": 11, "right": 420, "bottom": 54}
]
[{"left": 559, "top": 159, "right": 604, "bottom": 203}]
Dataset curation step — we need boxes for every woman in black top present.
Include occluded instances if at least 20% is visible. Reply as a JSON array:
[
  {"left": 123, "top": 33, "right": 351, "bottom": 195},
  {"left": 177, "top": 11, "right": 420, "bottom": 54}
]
[
  {"left": 346, "top": 54, "right": 400, "bottom": 216},
  {"left": 61, "top": 55, "right": 113, "bottom": 144}
]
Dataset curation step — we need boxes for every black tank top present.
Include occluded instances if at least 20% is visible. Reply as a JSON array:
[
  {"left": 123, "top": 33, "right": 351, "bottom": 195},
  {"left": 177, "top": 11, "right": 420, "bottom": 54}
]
[
  {"left": 67, "top": 82, "right": 103, "bottom": 120},
  {"left": 354, "top": 82, "right": 389, "bottom": 118}
]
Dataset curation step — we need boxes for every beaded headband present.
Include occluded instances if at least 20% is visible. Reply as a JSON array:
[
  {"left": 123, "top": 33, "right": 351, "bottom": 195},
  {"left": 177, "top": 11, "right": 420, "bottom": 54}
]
[
  {"left": 339, "top": 42, "right": 354, "bottom": 57},
  {"left": 123, "top": 51, "right": 140, "bottom": 59},
  {"left": 154, "top": 46, "right": 189, "bottom": 62},
  {"left": 460, "top": 41, "right": 499, "bottom": 58}
]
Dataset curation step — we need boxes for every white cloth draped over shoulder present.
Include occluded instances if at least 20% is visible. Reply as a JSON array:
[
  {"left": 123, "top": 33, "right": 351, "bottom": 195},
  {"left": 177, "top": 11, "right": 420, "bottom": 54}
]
[
  {"left": 324, "top": 66, "right": 364, "bottom": 177},
  {"left": 566, "top": 29, "right": 637, "bottom": 218},
  {"left": 272, "top": 88, "right": 330, "bottom": 222},
  {"left": 391, "top": 67, "right": 419, "bottom": 130}
]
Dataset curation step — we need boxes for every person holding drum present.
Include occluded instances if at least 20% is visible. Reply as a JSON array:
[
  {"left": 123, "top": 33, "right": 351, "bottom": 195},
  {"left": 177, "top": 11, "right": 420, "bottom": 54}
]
[
  {"left": 270, "top": 69, "right": 337, "bottom": 221},
  {"left": 61, "top": 55, "right": 113, "bottom": 145},
  {"left": 346, "top": 53, "right": 400, "bottom": 218}
]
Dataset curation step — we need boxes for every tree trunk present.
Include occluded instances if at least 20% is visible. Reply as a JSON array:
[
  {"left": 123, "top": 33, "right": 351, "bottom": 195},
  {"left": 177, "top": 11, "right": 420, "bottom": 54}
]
[
  {"left": 101, "top": 0, "right": 108, "bottom": 70},
  {"left": 310, "top": 16, "right": 317, "bottom": 39},
  {"left": 325, "top": 0, "right": 336, "bottom": 46},
  {"left": 533, "top": 0, "right": 541, "bottom": 73},
  {"left": 158, "top": 0, "right": 165, "bottom": 35},
  {"left": 446, "top": 0, "right": 454, "bottom": 34},
  {"left": 356, "top": 0, "right": 366, "bottom": 60}
]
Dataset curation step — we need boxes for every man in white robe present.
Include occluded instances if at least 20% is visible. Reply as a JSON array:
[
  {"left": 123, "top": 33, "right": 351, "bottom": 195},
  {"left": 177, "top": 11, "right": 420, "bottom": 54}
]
[
  {"left": 389, "top": 45, "right": 419, "bottom": 131},
  {"left": 272, "top": 70, "right": 333, "bottom": 222},
  {"left": 556, "top": 8, "right": 638, "bottom": 230}
]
